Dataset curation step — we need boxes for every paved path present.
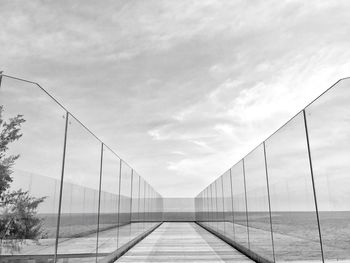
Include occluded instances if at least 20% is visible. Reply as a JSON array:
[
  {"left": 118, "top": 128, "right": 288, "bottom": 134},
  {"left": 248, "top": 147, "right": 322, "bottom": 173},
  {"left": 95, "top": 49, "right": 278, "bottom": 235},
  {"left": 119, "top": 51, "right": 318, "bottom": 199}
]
[{"left": 116, "top": 222, "right": 253, "bottom": 262}]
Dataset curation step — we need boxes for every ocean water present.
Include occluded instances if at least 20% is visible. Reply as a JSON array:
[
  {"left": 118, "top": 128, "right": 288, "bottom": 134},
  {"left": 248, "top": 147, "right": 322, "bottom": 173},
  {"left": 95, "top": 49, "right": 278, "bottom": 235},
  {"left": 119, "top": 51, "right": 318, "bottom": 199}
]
[
  {"left": 201, "top": 211, "right": 350, "bottom": 262},
  {"left": 1, "top": 211, "right": 349, "bottom": 262}
]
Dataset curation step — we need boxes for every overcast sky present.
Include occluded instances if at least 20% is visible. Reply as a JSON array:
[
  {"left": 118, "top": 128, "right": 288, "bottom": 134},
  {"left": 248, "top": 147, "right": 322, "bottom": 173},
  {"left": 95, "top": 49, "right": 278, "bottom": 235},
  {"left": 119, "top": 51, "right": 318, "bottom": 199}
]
[{"left": 1, "top": 0, "right": 350, "bottom": 197}]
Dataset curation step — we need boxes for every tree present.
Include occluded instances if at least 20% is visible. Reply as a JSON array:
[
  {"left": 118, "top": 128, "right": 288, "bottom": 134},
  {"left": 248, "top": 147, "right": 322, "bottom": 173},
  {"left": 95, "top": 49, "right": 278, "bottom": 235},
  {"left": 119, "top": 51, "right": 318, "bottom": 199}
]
[{"left": 0, "top": 105, "right": 46, "bottom": 240}]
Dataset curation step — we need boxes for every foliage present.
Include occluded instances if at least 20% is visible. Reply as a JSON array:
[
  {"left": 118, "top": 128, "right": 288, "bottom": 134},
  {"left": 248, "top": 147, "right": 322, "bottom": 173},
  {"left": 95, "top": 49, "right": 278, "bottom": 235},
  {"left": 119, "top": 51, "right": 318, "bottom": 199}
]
[{"left": 0, "top": 105, "right": 47, "bottom": 240}]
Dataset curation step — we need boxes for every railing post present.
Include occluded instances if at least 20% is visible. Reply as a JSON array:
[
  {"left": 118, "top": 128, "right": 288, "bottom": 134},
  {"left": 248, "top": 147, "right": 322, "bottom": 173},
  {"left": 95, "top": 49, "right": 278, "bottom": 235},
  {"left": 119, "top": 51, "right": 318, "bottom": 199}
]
[
  {"left": 242, "top": 159, "right": 250, "bottom": 249},
  {"left": 95, "top": 142, "right": 104, "bottom": 262},
  {"left": 303, "top": 109, "right": 325, "bottom": 263},
  {"left": 263, "top": 141, "right": 276, "bottom": 263},
  {"left": 54, "top": 111, "right": 69, "bottom": 263}
]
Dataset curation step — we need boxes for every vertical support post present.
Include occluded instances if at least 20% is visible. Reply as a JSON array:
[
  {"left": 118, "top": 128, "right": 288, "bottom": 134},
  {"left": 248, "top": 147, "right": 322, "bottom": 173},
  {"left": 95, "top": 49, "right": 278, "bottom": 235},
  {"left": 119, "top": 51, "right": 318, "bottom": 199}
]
[
  {"left": 229, "top": 169, "right": 236, "bottom": 240},
  {"left": 263, "top": 141, "right": 276, "bottom": 263},
  {"left": 95, "top": 143, "right": 104, "bottom": 262},
  {"left": 116, "top": 159, "right": 122, "bottom": 248},
  {"left": 242, "top": 159, "right": 250, "bottom": 249},
  {"left": 54, "top": 111, "right": 69, "bottom": 263},
  {"left": 303, "top": 109, "right": 325, "bottom": 263}
]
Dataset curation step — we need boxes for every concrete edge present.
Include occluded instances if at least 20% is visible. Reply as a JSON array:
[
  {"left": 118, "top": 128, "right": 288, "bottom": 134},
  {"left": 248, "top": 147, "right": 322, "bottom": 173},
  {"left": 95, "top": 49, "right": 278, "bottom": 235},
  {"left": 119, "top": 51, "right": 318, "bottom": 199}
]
[
  {"left": 98, "top": 222, "right": 163, "bottom": 263},
  {"left": 196, "top": 222, "right": 273, "bottom": 263}
]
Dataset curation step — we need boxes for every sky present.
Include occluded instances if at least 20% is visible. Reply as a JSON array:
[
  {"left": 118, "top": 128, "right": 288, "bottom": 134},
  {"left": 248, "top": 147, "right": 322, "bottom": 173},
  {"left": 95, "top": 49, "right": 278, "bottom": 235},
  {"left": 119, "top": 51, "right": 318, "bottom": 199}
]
[{"left": 1, "top": 0, "right": 350, "bottom": 197}]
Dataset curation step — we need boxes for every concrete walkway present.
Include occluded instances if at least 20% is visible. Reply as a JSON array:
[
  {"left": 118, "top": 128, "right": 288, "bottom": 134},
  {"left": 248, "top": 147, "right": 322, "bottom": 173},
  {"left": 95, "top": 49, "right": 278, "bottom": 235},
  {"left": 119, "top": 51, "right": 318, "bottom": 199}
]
[{"left": 116, "top": 222, "right": 253, "bottom": 262}]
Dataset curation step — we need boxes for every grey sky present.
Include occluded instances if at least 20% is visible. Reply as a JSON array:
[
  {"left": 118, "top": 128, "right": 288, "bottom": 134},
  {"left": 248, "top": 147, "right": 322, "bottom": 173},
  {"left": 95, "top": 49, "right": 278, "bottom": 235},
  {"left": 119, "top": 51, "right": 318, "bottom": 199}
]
[{"left": 1, "top": 0, "right": 350, "bottom": 197}]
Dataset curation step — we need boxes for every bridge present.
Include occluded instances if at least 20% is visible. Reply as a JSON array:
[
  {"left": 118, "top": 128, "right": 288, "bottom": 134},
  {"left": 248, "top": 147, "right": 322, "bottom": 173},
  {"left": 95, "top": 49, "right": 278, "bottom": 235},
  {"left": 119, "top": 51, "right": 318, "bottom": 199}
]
[{"left": 0, "top": 73, "right": 349, "bottom": 263}]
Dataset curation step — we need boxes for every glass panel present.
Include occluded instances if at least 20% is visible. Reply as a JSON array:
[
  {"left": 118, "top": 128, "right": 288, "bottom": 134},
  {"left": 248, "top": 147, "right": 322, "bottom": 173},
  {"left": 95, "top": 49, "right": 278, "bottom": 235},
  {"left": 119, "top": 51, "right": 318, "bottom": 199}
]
[
  {"left": 157, "top": 193, "right": 163, "bottom": 222},
  {"left": 265, "top": 112, "right": 322, "bottom": 262},
  {"left": 0, "top": 77, "right": 66, "bottom": 261},
  {"left": 117, "top": 161, "right": 132, "bottom": 247},
  {"left": 149, "top": 187, "right": 155, "bottom": 222},
  {"left": 200, "top": 192, "right": 204, "bottom": 223},
  {"left": 198, "top": 191, "right": 203, "bottom": 223},
  {"left": 206, "top": 187, "right": 212, "bottom": 228},
  {"left": 96, "top": 147, "right": 120, "bottom": 255},
  {"left": 130, "top": 172, "right": 144, "bottom": 239},
  {"left": 195, "top": 195, "right": 198, "bottom": 221},
  {"left": 231, "top": 161, "right": 249, "bottom": 248},
  {"left": 57, "top": 115, "right": 101, "bottom": 262},
  {"left": 244, "top": 144, "right": 274, "bottom": 261},
  {"left": 138, "top": 177, "right": 146, "bottom": 232},
  {"left": 306, "top": 78, "right": 350, "bottom": 261},
  {"left": 209, "top": 183, "right": 217, "bottom": 231},
  {"left": 144, "top": 183, "right": 151, "bottom": 230},
  {"left": 202, "top": 189, "right": 208, "bottom": 227},
  {"left": 216, "top": 177, "right": 225, "bottom": 235},
  {"left": 206, "top": 188, "right": 210, "bottom": 227},
  {"left": 222, "top": 170, "right": 235, "bottom": 241},
  {"left": 131, "top": 172, "right": 140, "bottom": 222}
]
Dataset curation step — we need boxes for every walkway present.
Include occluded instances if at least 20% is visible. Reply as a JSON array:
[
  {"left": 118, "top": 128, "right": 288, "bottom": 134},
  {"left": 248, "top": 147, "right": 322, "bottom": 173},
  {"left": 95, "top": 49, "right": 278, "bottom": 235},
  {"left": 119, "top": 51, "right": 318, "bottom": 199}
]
[{"left": 116, "top": 222, "right": 254, "bottom": 262}]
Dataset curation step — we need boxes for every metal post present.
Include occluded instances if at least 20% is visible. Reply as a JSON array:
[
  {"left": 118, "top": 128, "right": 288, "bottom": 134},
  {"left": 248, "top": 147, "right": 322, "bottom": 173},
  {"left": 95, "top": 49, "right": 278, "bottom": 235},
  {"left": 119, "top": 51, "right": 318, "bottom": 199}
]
[
  {"left": 303, "top": 109, "right": 325, "bottom": 263},
  {"left": 229, "top": 169, "right": 236, "bottom": 240},
  {"left": 54, "top": 111, "right": 69, "bottom": 263},
  {"left": 263, "top": 141, "right": 276, "bottom": 263},
  {"left": 95, "top": 143, "right": 104, "bottom": 262},
  {"left": 242, "top": 159, "right": 250, "bottom": 249}
]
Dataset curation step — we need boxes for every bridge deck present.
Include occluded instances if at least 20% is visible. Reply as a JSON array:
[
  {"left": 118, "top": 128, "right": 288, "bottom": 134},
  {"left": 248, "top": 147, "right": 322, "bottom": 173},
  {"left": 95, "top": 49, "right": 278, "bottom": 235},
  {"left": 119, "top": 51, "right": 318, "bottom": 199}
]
[{"left": 116, "top": 222, "right": 253, "bottom": 262}]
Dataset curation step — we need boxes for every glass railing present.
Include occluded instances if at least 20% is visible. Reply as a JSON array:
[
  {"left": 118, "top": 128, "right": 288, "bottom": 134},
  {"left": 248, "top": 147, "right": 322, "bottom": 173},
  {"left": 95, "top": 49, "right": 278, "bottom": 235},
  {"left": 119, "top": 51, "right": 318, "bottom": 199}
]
[
  {"left": 195, "top": 77, "right": 350, "bottom": 263},
  {"left": 0, "top": 73, "right": 163, "bottom": 263}
]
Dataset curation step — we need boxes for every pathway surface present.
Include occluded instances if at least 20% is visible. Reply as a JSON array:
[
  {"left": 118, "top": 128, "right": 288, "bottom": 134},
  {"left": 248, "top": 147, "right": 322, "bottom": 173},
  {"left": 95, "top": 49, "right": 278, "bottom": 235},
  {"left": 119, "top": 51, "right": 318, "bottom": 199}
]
[{"left": 116, "top": 222, "right": 253, "bottom": 262}]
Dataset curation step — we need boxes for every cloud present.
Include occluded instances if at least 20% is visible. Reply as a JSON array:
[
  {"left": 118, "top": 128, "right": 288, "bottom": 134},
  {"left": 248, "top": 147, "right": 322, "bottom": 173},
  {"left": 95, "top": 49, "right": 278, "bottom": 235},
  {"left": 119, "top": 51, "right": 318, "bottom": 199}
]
[{"left": 1, "top": 0, "right": 350, "bottom": 198}]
